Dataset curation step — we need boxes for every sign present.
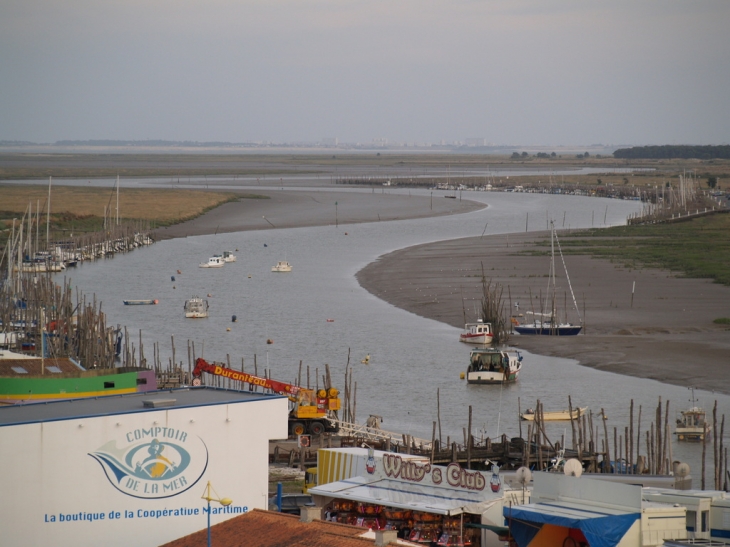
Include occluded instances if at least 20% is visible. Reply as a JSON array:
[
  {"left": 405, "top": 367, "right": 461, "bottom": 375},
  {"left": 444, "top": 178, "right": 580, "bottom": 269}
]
[
  {"left": 297, "top": 435, "right": 310, "bottom": 448},
  {"left": 89, "top": 426, "right": 208, "bottom": 499}
]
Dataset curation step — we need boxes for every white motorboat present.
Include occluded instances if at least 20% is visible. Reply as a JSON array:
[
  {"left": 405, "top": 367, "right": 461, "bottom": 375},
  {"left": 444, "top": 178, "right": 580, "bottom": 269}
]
[
  {"left": 222, "top": 250, "right": 237, "bottom": 263},
  {"left": 271, "top": 261, "right": 292, "bottom": 272},
  {"left": 199, "top": 256, "right": 225, "bottom": 268},
  {"left": 675, "top": 388, "right": 711, "bottom": 442},
  {"left": 459, "top": 319, "right": 493, "bottom": 344},
  {"left": 464, "top": 347, "right": 523, "bottom": 385},
  {"left": 184, "top": 296, "right": 209, "bottom": 318}
]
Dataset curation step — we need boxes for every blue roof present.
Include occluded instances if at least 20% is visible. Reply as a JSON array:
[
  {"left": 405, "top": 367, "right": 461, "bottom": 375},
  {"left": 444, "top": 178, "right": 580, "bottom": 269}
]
[{"left": 0, "top": 387, "right": 284, "bottom": 427}]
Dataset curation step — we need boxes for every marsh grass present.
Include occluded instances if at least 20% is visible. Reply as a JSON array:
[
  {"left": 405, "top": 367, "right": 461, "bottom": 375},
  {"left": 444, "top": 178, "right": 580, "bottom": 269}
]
[
  {"left": 554, "top": 214, "right": 730, "bottom": 286},
  {"left": 0, "top": 185, "right": 266, "bottom": 232}
]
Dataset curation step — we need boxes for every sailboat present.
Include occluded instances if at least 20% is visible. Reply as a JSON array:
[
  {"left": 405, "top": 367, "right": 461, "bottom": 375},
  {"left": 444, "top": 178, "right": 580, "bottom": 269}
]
[{"left": 513, "top": 221, "right": 583, "bottom": 336}]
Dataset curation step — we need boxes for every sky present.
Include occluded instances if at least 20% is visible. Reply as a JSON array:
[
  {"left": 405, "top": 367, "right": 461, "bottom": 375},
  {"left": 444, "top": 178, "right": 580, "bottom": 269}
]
[{"left": 1, "top": 0, "right": 729, "bottom": 146}]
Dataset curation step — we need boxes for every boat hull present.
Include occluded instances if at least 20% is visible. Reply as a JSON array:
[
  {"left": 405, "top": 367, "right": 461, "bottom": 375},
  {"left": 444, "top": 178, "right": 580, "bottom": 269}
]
[
  {"left": 466, "top": 370, "right": 519, "bottom": 384},
  {"left": 514, "top": 325, "right": 582, "bottom": 336},
  {"left": 521, "top": 408, "right": 587, "bottom": 421},
  {"left": 459, "top": 333, "right": 494, "bottom": 344},
  {"left": 675, "top": 427, "right": 708, "bottom": 442},
  {"left": 123, "top": 299, "right": 158, "bottom": 305}
]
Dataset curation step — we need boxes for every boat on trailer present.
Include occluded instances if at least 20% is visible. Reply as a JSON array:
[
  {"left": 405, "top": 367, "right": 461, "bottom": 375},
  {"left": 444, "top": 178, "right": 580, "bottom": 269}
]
[
  {"left": 459, "top": 319, "right": 493, "bottom": 344},
  {"left": 465, "top": 347, "right": 523, "bottom": 385}
]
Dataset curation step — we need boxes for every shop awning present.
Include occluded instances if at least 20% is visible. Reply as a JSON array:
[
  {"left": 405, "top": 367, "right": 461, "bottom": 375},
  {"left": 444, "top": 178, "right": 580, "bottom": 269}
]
[
  {"left": 503, "top": 502, "right": 640, "bottom": 547},
  {"left": 309, "top": 475, "right": 502, "bottom": 516}
]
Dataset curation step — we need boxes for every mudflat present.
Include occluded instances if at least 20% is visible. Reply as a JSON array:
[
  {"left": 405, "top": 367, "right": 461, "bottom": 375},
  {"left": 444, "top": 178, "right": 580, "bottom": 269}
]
[
  {"left": 356, "top": 231, "right": 730, "bottom": 395},
  {"left": 161, "top": 190, "right": 730, "bottom": 395}
]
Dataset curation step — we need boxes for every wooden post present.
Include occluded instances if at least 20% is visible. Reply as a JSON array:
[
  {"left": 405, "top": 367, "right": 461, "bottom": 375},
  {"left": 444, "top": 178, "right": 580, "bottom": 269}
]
[
  {"left": 467, "top": 406, "right": 472, "bottom": 470},
  {"left": 629, "top": 400, "right": 634, "bottom": 473}
]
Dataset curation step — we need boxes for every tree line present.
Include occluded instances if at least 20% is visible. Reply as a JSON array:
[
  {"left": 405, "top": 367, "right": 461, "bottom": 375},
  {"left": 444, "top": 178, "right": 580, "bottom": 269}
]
[{"left": 613, "top": 145, "right": 730, "bottom": 160}]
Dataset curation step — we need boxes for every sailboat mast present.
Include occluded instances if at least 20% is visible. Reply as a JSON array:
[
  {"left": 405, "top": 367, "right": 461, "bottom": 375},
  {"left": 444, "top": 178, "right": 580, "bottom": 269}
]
[
  {"left": 116, "top": 175, "right": 119, "bottom": 226},
  {"left": 46, "top": 176, "right": 52, "bottom": 249}
]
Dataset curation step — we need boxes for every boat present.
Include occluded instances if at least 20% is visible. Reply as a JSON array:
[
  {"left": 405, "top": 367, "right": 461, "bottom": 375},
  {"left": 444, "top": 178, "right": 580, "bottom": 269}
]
[
  {"left": 123, "top": 299, "right": 159, "bottom": 305},
  {"left": 222, "top": 250, "right": 237, "bottom": 263},
  {"left": 675, "top": 388, "right": 711, "bottom": 442},
  {"left": 184, "top": 296, "right": 209, "bottom": 318},
  {"left": 272, "top": 261, "right": 292, "bottom": 272},
  {"left": 520, "top": 407, "right": 587, "bottom": 421},
  {"left": 464, "top": 347, "right": 523, "bottom": 385},
  {"left": 0, "top": 356, "right": 157, "bottom": 405},
  {"left": 199, "top": 256, "right": 225, "bottom": 268},
  {"left": 513, "top": 221, "right": 583, "bottom": 336},
  {"left": 459, "top": 319, "right": 493, "bottom": 344}
]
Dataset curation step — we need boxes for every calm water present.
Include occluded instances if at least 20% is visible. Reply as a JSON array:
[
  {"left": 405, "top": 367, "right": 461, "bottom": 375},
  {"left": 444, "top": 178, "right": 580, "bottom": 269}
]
[{"left": 57, "top": 189, "right": 728, "bottom": 480}]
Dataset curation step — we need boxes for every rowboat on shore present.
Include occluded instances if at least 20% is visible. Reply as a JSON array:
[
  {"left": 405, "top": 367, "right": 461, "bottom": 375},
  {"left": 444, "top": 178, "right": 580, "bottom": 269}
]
[
  {"left": 123, "top": 299, "right": 159, "bottom": 305},
  {"left": 520, "top": 407, "right": 587, "bottom": 421}
]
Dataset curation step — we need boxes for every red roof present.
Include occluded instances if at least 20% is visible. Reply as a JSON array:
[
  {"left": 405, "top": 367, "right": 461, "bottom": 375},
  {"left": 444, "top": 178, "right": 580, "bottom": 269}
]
[{"left": 159, "top": 509, "right": 396, "bottom": 547}]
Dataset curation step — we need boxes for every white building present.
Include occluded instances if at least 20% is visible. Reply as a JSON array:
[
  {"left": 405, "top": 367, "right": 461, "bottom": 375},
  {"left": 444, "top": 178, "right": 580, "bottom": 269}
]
[{"left": 0, "top": 387, "right": 289, "bottom": 547}]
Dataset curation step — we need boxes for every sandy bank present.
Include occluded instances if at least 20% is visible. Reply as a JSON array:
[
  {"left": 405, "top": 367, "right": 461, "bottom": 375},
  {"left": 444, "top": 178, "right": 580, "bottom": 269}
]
[{"left": 356, "top": 231, "right": 730, "bottom": 395}]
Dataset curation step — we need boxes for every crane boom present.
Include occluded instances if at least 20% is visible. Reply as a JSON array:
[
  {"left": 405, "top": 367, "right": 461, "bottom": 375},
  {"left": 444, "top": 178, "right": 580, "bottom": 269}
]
[{"left": 192, "top": 357, "right": 341, "bottom": 437}]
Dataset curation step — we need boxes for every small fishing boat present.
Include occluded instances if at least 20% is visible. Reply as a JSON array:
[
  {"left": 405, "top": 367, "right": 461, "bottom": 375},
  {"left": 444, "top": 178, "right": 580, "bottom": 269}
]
[
  {"left": 222, "top": 250, "right": 237, "bottom": 263},
  {"left": 184, "top": 296, "right": 209, "bottom": 318},
  {"left": 459, "top": 319, "right": 493, "bottom": 344},
  {"left": 199, "top": 256, "right": 225, "bottom": 268},
  {"left": 675, "top": 388, "right": 711, "bottom": 442},
  {"left": 464, "top": 347, "right": 523, "bottom": 385},
  {"left": 271, "top": 261, "right": 292, "bottom": 272},
  {"left": 520, "top": 407, "right": 587, "bottom": 421},
  {"left": 123, "top": 299, "right": 159, "bottom": 305}
]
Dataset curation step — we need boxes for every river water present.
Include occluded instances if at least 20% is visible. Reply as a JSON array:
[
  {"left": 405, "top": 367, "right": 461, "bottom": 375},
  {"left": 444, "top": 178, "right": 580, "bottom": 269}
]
[{"left": 56, "top": 188, "right": 729, "bottom": 481}]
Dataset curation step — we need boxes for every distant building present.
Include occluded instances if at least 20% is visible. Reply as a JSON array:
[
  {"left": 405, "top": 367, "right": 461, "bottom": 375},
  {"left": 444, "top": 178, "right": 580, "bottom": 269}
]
[
  {"left": 372, "top": 138, "right": 388, "bottom": 147},
  {"left": 321, "top": 137, "right": 339, "bottom": 146},
  {"left": 465, "top": 138, "right": 487, "bottom": 147}
]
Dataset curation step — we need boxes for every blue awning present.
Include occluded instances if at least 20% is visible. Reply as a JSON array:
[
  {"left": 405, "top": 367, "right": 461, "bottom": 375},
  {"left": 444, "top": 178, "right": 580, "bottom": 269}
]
[{"left": 504, "top": 504, "right": 640, "bottom": 547}]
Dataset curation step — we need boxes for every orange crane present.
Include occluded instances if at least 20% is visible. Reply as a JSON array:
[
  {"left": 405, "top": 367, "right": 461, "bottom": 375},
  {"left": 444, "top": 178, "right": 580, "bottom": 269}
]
[{"left": 192, "top": 357, "right": 341, "bottom": 437}]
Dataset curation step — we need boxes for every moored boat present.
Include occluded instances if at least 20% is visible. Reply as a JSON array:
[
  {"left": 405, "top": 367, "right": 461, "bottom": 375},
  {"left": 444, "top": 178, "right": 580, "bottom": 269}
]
[
  {"left": 513, "top": 314, "right": 583, "bottom": 336},
  {"left": 675, "top": 389, "right": 710, "bottom": 442},
  {"left": 222, "top": 250, "right": 237, "bottom": 262},
  {"left": 520, "top": 407, "right": 587, "bottom": 421},
  {"left": 459, "top": 319, "right": 493, "bottom": 344},
  {"left": 184, "top": 296, "right": 209, "bottom": 318},
  {"left": 123, "top": 299, "right": 159, "bottom": 305},
  {"left": 199, "top": 256, "right": 225, "bottom": 268},
  {"left": 464, "top": 347, "right": 523, "bottom": 385},
  {"left": 272, "top": 260, "right": 292, "bottom": 272},
  {"left": 512, "top": 221, "right": 582, "bottom": 336}
]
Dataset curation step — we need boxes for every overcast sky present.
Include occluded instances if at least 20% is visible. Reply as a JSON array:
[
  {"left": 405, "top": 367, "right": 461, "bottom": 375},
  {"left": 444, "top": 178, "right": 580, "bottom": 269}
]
[{"left": 1, "top": 1, "right": 729, "bottom": 146}]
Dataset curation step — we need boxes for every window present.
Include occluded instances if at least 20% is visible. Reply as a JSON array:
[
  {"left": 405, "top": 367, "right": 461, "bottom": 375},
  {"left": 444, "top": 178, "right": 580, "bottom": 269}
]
[
  {"left": 104, "top": 382, "right": 115, "bottom": 389},
  {"left": 136, "top": 378, "right": 147, "bottom": 385}
]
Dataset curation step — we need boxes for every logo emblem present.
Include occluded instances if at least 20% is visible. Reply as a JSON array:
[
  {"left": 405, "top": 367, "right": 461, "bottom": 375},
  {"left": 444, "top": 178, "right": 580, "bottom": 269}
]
[{"left": 90, "top": 427, "right": 208, "bottom": 499}]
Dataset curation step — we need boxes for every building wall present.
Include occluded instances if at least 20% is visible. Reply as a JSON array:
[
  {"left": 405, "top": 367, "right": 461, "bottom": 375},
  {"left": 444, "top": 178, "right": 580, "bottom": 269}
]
[{"left": 0, "top": 397, "right": 288, "bottom": 547}]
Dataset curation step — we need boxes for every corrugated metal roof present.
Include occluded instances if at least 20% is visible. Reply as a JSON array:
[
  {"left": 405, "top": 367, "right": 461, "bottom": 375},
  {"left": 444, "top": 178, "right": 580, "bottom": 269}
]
[
  {"left": 0, "top": 387, "right": 284, "bottom": 426},
  {"left": 310, "top": 475, "right": 502, "bottom": 516}
]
